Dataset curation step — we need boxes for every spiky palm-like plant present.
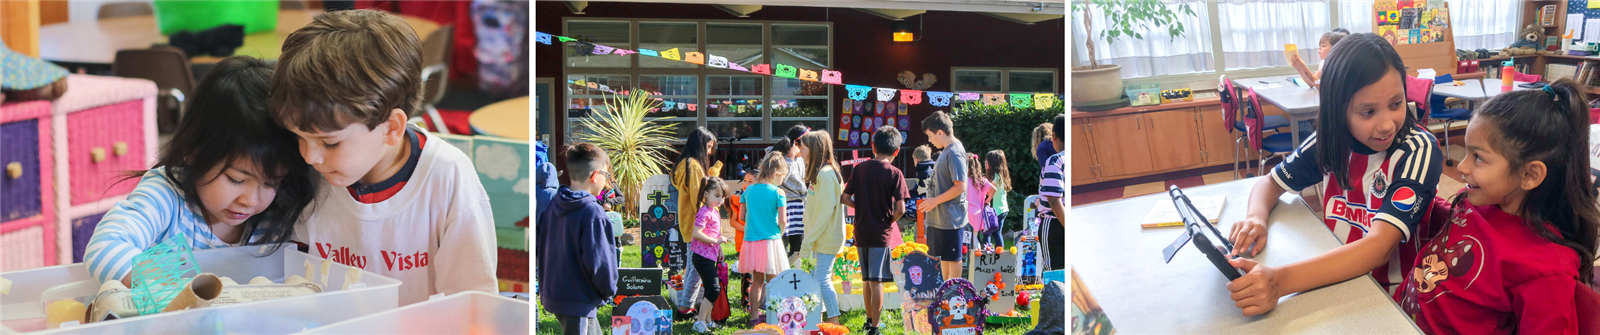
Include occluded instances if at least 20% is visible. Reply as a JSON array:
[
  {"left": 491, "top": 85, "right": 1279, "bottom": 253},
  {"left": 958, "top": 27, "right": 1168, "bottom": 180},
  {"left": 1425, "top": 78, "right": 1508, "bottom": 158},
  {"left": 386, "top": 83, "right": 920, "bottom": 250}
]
[{"left": 575, "top": 89, "right": 679, "bottom": 218}]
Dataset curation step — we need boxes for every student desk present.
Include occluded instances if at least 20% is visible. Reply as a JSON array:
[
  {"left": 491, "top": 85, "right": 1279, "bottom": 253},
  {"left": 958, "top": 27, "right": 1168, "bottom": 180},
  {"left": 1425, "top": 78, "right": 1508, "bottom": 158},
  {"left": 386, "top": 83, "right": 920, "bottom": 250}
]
[
  {"left": 1231, "top": 76, "right": 1319, "bottom": 145},
  {"left": 469, "top": 96, "right": 531, "bottom": 140},
  {"left": 1071, "top": 177, "right": 1422, "bottom": 334},
  {"left": 1431, "top": 79, "right": 1487, "bottom": 102},
  {"left": 1482, "top": 81, "right": 1536, "bottom": 98}
]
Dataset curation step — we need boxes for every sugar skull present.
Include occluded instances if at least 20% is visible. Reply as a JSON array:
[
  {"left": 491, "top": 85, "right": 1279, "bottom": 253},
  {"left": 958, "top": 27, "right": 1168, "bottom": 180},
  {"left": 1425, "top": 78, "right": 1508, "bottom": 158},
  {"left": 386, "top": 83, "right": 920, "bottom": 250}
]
[
  {"left": 910, "top": 266, "right": 924, "bottom": 285},
  {"left": 778, "top": 296, "right": 808, "bottom": 335},
  {"left": 625, "top": 302, "right": 659, "bottom": 335}
]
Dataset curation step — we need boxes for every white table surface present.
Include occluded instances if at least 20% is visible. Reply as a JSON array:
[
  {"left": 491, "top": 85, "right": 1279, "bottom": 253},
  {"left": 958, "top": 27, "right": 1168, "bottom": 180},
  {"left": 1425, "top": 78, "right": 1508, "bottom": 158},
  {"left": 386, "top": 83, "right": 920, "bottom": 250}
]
[
  {"left": 1071, "top": 177, "right": 1422, "bottom": 334},
  {"left": 1232, "top": 76, "right": 1320, "bottom": 145},
  {"left": 1432, "top": 79, "right": 1487, "bottom": 101},
  {"left": 1482, "top": 81, "right": 1536, "bottom": 97}
]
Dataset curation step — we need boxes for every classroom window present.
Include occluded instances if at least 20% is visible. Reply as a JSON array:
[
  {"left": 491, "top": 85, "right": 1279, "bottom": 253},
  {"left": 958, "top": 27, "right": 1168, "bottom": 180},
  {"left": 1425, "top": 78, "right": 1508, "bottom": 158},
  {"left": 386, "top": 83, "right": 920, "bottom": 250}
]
[
  {"left": 951, "top": 68, "right": 1058, "bottom": 93},
  {"left": 1337, "top": 0, "right": 1519, "bottom": 50},
  {"left": 565, "top": 19, "right": 832, "bottom": 143},
  {"left": 1070, "top": 1, "right": 1214, "bottom": 78},
  {"left": 1217, "top": 1, "right": 1330, "bottom": 70}
]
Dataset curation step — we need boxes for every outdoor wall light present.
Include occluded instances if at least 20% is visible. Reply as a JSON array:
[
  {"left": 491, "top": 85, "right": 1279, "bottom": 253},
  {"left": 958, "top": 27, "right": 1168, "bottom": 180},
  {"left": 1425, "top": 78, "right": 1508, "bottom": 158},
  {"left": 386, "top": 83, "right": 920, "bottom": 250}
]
[{"left": 893, "top": 20, "right": 915, "bottom": 42}]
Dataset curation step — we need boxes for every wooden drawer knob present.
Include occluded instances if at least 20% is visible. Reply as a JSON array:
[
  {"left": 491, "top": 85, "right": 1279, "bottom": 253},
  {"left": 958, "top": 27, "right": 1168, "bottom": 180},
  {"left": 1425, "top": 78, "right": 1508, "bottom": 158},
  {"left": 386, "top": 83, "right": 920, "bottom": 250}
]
[
  {"left": 113, "top": 142, "right": 128, "bottom": 156},
  {"left": 5, "top": 162, "right": 20, "bottom": 179},
  {"left": 91, "top": 148, "right": 106, "bottom": 162}
]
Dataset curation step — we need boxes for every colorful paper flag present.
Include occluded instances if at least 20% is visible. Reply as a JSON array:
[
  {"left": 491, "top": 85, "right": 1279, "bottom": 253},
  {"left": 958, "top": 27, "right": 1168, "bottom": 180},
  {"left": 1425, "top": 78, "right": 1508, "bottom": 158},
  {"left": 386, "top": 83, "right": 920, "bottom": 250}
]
[
  {"left": 612, "top": 48, "right": 637, "bottom": 56},
  {"left": 707, "top": 55, "right": 729, "bottom": 68},
  {"left": 821, "top": 70, "right": 843, "bottom": 85},
  {"left": 957, "top": 92, "right": 982, "bottom": 101},
  {"left": 660, "top": 48, "right": 682, "bottom": 61},
  {"left": 557, "top": 36, "right": 576, "bottom": 43},
  {"left": 902, "top": 90, "right": 928, "bottom": 104},
  {"left": 591, "top": 44, "right": 615, "bottom": 55},
  {"left": 846, "top": 85, "right": 872, "bottom": 100},
  {"left": 982, "top": 94, "right": 1007, "bottom": 106},
  {"left": 535, "top": 32, "right": 552, "bottom": 45},
  {"left": 876, "top": 88, "right": 897, "bottom": 102},
  {"left": 1009, "top": 94, "right": 1034, "bottom": 108},
  {"left": 639, "top": 48, "right": 659, "bottom": 57},
  {"left": 774, "top": 64, "right": 798, "bottom": 78},
  {"left": 750, "top": 64, "right": 772, "bottom": 75},
  {"left": 798, "top": 69, "right": 819, "bottom": 81},
  {"left": 927, "top": 92, "right": 954, "bottom": 107},
  {"left": 1033, "top": 93, "right": 1058, "bottom": 110},
  {"left": 684, "top": 52, "right": 705, "bottom": 65}
]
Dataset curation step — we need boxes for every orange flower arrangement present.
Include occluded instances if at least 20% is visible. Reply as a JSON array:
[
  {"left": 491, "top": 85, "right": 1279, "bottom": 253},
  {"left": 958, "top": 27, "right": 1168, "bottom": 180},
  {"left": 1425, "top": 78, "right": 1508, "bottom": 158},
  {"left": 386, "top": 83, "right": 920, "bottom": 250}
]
[
  {"left": 755, "top": 323, "right": 783, "bottom": 331},
  {"left": 816, "top": 323, "right": 850, "bottom": 335}
]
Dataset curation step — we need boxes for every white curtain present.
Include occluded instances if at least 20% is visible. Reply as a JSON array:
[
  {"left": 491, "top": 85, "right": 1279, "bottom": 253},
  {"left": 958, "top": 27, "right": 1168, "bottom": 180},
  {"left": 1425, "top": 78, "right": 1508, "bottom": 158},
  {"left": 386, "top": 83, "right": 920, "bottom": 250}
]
[
  {"left": 1444, "top": 0, "right": 1519, "bottom": 50},
  {"left": 1339, "top": 0, "right": 1375, "bottom": 34},
  {"left": 1217, "top": 0, "right": 1331, "bottom": 70},
  {"left": 1071, "top": 0, "right": 1214, "bottom": 78}
]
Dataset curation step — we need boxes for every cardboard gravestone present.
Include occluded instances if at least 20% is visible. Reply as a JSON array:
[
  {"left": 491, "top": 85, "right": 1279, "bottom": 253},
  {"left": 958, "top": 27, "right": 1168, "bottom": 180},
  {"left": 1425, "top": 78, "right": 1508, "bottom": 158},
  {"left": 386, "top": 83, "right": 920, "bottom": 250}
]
[
  {"left": 931, "top": 279, "right": 987, "bottom": 335},
  {"left": 970, "top": 249, "right": 1020, "bottom": 313},
  {"left": 765, "top": 269, "right": 824, "bottom": 335},
  {"left": 617, "top": 268, "right": 664, "bottom": 296},
  {"left": 1015, "top": 237, "right": 1042, "bottom": 286},
  {"left": 637, "top": 174, "right": 675, "bottom": 268},
  {"left": 899, "top": 251, "right": 943, "bottom": 334},
  {"left": 614, "top": 295, "right": 672, "bottom": 335}
]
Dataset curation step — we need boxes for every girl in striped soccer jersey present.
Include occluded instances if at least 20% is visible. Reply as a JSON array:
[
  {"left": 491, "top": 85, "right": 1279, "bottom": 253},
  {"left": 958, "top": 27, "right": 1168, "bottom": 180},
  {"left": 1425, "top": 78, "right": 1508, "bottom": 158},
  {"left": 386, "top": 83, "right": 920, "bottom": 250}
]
[
  {"left": 85, "top": 56, "right": 318, "bottom": 286},
  {"left": 1224, "top": 33, "right": 1444, "bottom": 316}
]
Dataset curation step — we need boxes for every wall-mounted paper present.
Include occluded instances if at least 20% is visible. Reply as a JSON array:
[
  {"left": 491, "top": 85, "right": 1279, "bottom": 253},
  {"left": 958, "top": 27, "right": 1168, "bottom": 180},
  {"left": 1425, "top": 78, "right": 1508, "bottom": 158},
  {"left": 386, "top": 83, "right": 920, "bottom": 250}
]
[{"left": 1569, "top": 14, "right": 1585, "bottom": 40}]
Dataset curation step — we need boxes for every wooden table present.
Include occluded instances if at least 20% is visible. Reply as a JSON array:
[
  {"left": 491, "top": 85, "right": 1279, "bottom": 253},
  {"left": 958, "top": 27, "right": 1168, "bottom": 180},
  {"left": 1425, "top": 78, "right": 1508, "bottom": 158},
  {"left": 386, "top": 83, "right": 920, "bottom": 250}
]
[
  {"left": 38, "top": 10, "right": 439, "bottom": 65},
  {"left": 470, "top": 96, "right": 530, "bottom": 141},
  {"left": 1482, "top": 81, "right": 1536, "bottom": 98},
  {"left": 1072, "top": 178, "right": 1422, "bottom": 334}
]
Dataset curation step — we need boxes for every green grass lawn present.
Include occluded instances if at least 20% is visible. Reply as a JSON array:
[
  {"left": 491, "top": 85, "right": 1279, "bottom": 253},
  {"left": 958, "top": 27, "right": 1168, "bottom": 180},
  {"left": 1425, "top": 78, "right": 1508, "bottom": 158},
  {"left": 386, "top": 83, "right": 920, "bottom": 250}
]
[{"left": 535, "top": 224, "right": 1037, "bottom": 334}]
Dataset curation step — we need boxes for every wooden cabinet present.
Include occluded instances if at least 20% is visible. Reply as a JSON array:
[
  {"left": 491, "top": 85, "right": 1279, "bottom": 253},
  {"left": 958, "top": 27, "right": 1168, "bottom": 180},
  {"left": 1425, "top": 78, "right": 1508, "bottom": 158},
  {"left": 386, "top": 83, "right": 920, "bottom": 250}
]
[
  {"left": 1071, "top": 118, "right": 1097, "bottom": 184},
  {"left": 1145, "top": 109, "right": 1204, "bottom": 171},
  {"left": 1073, "top": 99, "right": 1250, "bottom": 186},
  {"left": 1087, "top": 113, "right": 1155, "bottom": 178},
  {"left": 1198, "top": 105, "right": 1252, "bottom": 167}
]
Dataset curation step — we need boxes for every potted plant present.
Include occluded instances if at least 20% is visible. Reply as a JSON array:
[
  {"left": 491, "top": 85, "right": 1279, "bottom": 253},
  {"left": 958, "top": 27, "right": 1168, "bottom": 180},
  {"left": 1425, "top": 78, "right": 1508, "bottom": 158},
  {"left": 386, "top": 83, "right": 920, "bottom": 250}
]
[
  {"left": 1071, "top": 1, "right": 1197, "bottom": 103},
  {"left": 574, "top": 89, "right": 679, "bottom": 218}
]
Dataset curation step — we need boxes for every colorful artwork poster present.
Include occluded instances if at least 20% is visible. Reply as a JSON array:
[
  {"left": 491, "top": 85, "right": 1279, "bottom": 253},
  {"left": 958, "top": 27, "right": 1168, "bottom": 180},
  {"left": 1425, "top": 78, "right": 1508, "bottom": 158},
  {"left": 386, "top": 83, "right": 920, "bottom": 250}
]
[
  {"left": 1071, "top": 269, "right": 1116, "bottom": 335},
  {"left": 1380, "top": 25, "right": 1400, "bottom": 45},
  {"left": 900, "top": 252, "right": 943, "bottom": 334},
  {"left": 637, "top": 174, "right": 675, "bottom": 268},
  {"left": 616, "top": 296, "right": 672, "bottom": 335}
]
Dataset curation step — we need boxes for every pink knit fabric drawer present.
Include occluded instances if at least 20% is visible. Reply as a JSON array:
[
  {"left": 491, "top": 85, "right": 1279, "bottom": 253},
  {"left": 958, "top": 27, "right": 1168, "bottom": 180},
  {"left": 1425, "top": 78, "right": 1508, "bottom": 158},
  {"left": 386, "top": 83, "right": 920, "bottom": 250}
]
[
  {"left": 51, "top": 74, "right": 157, "bottom": 116},
  {"left": 0, "top": 224, "right": 45, "bottom": 272},
  {"left": 67, "top": 100, "right": 146, "bottom": 205}
]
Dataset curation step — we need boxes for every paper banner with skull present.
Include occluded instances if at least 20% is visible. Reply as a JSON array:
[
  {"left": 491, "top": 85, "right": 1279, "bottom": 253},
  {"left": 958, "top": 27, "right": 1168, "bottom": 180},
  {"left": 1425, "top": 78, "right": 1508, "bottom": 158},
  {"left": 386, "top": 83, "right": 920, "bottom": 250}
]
[
  {"left": 982, "top": 94, "right": 1008, "bottom": 106},
  {"left": 931, "top": 279, "right": 987, "bottom": 335},
  {"left": 765, "top": 269, "right": 825, "bottom": 334},
  {"left": 638, "top": 48, "right": 659, "bottom": 57},
  {"left": 750, "top": 64, "right": 772, "bottom": 75},
  {"left": 612, "top": 48, "right": 637, "bottom": 56},
  {"left": 535, "top": 32, "right": 552, "bottom": 45},
  {"left": 1009, "top": 93, "right": 1034, "bottom": 109},
  {"left": 1033, "top": 93, "right": 1058, "bottom": 110},
  {"left": 957, "top": 92, "right": 982, "bottom": 101},
  {"left": 774, "top": 64, "right": 799, "bottom": 78},
  {"left": 846, "top": 85, "right": 872, "bottom": 101},
  {"left": 659, "top": 48, "right": 682, "bottom": 61},
  {"left": 591, "top": 44, "right": 615, "bottom": 55},
  {"left": 683, "top": 51, "right": 705, "bottom": 65},
  {"left": 797, "top": 69, "right": 819, "bottom": 82},
  {"left": 707, "top": 55, "right": 729, "bottom": 68},
  {"left": 821, "top": 70, "right": 843, "bottom": 85}
]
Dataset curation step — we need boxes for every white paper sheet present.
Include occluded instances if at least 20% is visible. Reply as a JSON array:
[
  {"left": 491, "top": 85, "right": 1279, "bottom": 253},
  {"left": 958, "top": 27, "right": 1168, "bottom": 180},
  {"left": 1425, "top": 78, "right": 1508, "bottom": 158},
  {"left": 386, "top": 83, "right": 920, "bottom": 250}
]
[
  {"left": 1569, "top": 14, "right": 1586, "bottom": 40},
  {"left": 1583, "top": 19, "right": 1600, "bottom": 43}
]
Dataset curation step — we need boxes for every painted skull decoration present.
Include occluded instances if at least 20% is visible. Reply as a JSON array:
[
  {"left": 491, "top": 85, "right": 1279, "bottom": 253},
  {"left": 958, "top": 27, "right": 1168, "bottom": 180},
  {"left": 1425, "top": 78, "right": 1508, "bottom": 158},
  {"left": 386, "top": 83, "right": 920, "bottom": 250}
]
[{"left": 779, "top": 296, "right": 808, "bottom": 335}]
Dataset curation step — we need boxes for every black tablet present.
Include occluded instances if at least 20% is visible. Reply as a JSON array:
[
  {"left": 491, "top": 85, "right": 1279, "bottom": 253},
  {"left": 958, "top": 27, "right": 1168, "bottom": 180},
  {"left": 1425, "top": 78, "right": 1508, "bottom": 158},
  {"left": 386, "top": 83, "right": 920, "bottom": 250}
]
[{"left": 1161, "top": 185, "right": 1246, "bottom": 280}]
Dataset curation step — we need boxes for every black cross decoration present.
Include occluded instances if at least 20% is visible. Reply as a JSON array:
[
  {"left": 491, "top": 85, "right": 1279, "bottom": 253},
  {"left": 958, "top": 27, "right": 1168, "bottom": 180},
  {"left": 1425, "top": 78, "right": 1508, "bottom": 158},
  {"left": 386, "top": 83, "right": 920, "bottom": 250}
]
[{"left": 790, "top": 273, "right": 802, "bottom": 290}]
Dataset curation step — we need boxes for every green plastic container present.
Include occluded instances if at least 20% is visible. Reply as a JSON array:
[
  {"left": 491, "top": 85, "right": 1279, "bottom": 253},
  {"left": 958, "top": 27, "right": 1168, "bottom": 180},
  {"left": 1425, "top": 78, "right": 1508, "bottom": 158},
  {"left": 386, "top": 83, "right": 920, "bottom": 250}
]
[{"left": 152, "top": 0, "right": 278, "bottom": 35}]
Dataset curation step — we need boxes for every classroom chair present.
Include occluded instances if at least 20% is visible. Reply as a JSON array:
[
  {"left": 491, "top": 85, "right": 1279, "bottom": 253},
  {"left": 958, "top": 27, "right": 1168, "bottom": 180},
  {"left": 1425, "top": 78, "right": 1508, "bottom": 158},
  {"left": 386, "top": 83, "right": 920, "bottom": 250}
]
[
  {"left": 1428, "top": 74, "right": 1471, "bottom": 167},
  {"left": 112, "top": 46, "right": 195, "bottom": 134},
  {"left": 1219, "top": 75, "right": 1289, "bottom": 180},
  {"left": 1243, "top": 86, "right": 1296, "bottom": 178},
  {"left": 417, "top": 24, "right": 456, "bottom": 134}
]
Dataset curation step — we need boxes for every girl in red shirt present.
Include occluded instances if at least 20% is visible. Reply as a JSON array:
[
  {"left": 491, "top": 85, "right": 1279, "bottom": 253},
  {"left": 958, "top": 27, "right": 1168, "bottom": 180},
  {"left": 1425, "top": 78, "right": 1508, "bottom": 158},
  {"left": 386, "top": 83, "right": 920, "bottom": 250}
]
[{"left": 1397, "top": 79, "right": 1600, "bottom": 334}]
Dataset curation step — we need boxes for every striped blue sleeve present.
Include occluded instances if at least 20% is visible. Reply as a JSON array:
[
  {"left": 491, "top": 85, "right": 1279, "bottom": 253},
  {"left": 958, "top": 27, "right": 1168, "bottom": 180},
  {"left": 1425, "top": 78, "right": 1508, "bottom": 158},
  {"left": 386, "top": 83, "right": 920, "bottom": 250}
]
[{"left": 84, "top": 168, "right": 185, "bottom": 284}]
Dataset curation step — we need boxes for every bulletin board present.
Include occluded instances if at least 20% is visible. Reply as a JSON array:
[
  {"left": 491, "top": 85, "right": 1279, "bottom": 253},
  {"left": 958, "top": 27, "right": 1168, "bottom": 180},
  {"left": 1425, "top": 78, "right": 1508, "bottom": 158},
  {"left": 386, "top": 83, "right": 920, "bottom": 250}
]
[
  {"left": 1569, "top": 0, "right": 1600, "bottom": 42},
  {"left": 1373, "top": 0, "right": 1458, "bottom": 76}
]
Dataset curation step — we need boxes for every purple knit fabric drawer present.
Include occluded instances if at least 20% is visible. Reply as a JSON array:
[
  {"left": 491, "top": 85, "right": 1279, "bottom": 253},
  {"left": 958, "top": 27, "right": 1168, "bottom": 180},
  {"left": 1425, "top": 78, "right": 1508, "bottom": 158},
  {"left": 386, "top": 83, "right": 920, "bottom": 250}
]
[
  {"left": 67, "top": 100, "right": 146, "bottom": 205},
  {"left": 71, "top": 212, "right": 105, "bottom": 263},
  {"left": 1, "top": 119, "right": 42, "bottom": 222}
]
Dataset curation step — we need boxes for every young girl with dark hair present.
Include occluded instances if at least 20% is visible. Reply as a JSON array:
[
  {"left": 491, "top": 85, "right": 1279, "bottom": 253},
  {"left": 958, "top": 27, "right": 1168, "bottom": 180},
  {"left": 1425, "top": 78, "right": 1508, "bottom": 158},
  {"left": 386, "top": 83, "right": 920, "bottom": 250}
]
[
  {"left": 1396, "top": 79, "right": 1600, "bottom": 334},
  {"left": 1225, "top": 33, "right": 1445, "bottom": 316},
  {"left": 86, "top": 56, "right": 319, "bottom": 286}
]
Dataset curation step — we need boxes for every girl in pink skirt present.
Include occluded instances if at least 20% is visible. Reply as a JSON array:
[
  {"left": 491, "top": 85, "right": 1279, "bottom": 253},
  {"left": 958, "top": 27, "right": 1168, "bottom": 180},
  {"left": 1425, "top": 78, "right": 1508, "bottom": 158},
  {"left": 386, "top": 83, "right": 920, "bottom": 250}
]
[{"left": 738, "top": 151, "right": 793, "bottom": 324}]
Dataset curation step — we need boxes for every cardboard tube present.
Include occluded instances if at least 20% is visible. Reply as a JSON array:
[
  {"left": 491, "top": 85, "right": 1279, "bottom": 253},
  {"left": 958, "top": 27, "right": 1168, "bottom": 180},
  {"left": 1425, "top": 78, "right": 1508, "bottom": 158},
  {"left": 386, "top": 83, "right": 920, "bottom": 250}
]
[{"left": 161, "top": 273, "right": 222, "bottom": 312}]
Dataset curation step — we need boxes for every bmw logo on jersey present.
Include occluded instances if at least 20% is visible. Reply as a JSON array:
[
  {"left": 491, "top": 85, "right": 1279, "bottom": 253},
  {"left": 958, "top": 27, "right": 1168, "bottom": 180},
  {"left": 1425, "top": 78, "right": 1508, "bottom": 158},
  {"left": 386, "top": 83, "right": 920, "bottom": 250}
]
[{"left": 1326, "top": 195, "right": 1374, "bottom": 234}]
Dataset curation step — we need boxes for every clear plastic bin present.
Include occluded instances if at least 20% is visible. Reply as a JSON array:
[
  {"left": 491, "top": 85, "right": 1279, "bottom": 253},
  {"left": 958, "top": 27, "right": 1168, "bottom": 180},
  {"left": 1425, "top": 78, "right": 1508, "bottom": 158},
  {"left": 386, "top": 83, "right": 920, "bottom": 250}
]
[
  {"left": 1, "top": 246, "right": 400, "bottom": 334},
  {"left": 298, "top": 291, "right": 528, "bottom": 334}
]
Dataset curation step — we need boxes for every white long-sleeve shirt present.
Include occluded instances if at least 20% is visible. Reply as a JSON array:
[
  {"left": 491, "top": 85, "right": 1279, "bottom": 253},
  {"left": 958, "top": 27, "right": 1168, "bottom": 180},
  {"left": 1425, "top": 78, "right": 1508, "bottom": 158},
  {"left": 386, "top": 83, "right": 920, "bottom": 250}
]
[{"left": 294, "top": 130, "right": 499, "bottom": 305}]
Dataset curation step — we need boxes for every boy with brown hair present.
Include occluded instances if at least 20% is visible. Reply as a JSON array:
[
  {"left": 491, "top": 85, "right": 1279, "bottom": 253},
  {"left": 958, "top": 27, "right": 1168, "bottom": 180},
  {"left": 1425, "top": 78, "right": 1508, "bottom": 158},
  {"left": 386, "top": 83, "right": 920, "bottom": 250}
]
[
  {"left": 841, "top": 126, "right": 909, "bottom": 335},
  {"left": 918, "top": 110, "right": 968, "bottom": 281},
  {"left": 269, "top": 9, "right": 497, "bottom": 306}
]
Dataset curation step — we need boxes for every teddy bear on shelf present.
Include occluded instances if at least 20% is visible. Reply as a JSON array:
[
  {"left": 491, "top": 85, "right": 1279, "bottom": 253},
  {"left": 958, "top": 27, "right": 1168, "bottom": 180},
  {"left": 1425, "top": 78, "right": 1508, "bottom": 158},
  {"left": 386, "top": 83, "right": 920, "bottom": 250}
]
[{"left": 1500, "top": 25, "right": 1551, "bottom": 57}]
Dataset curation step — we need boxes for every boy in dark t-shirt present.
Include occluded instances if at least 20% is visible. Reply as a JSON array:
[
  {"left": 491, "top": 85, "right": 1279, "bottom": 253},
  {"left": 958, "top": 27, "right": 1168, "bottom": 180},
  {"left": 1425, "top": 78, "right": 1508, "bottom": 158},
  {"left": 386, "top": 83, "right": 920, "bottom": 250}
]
[{"left": 841, "top": 126, "right": 909, "bottom": 335}]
